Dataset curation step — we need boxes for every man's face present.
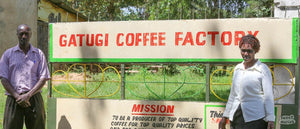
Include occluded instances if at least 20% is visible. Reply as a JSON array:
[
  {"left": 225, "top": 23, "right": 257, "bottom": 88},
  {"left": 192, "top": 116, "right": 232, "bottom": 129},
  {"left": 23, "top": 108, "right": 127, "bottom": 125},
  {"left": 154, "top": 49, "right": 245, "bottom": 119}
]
[
  {"left": 240, "top": 44, "right": 256, "bottom": 63},
  {"left": 17, "top": 25, "right": 31, "bottom": 47}
]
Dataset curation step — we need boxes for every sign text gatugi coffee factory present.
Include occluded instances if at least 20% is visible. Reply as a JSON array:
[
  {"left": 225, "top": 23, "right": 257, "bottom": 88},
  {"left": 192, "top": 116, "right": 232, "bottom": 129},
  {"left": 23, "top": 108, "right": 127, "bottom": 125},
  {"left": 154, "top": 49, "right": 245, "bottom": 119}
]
[{"left": 48, "top": 18, "right": 298, "bottom": 129}]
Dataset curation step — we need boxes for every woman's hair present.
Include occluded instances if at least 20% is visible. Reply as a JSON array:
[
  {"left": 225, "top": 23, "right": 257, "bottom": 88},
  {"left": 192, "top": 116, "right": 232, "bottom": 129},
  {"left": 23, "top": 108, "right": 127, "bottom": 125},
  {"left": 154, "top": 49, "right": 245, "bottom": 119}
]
[{"left": 239, "top": 34, "right": 260, "bottom": 53}]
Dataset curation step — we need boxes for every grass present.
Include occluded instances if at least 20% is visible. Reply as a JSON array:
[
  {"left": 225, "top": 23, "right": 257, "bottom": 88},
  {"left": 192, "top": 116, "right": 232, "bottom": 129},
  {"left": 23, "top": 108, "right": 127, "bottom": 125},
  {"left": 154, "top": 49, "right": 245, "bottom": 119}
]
[
  {"left": 0, "top": 84, "right": 5, "bottom": 129},
  {"left": 0, "top": 65, "right": 232, "bottom": 129},
  {"left": 124, "top": 66, "right": 208, "bottom": 101},
  {"left": 49, "top": 65, "right": 231, "bottom": 101}
]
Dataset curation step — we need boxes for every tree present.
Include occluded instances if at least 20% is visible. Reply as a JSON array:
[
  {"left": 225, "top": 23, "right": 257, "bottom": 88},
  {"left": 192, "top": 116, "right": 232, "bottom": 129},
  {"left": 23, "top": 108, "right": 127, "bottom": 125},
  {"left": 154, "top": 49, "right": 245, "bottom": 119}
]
[
  {"left": 245, "top": 0, "right": 274, "bottom": 17},
  {"left": 64, "top": 0, "right": 273, "bottom": 21}
]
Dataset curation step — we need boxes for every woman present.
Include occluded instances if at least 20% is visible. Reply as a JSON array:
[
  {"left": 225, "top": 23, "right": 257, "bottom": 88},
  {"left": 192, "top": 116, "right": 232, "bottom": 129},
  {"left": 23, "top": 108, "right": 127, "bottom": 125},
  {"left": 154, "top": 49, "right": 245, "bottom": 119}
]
[{"left": 219, "top": 34, "right": 275, "bottom": 129}]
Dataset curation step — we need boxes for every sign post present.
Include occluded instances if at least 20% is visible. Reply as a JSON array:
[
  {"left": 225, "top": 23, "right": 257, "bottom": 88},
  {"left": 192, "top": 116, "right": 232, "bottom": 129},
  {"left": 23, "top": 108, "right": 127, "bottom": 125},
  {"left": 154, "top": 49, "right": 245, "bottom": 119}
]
[{"left": 48, "top": 18, "right": 299, "bottom": 129}]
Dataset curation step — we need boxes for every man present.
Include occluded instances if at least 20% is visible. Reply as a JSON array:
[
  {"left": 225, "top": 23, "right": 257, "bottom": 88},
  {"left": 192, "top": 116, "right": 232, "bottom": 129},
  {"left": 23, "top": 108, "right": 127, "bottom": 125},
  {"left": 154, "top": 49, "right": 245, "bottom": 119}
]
[{"left": 0, "top": 24, "right": 50, "bottom": 129}]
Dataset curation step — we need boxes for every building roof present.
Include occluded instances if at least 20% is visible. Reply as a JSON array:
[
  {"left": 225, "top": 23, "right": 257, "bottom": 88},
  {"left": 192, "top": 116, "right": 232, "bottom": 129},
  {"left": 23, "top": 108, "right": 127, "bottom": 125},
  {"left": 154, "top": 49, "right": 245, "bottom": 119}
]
[{"left": 47, "top": 0, "right": 88, "bottom": 20}]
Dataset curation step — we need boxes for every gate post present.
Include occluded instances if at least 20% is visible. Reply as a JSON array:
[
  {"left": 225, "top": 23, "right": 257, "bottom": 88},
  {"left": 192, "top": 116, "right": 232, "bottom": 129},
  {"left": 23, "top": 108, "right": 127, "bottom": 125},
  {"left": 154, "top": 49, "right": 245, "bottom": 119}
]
[
  {"left": 121, "top": 64, "right": 125, "bottom": 99},
  {"left": 205, "top": 63, "right": 210, "bottom": 102},
  {"left": 48, "top": 63, "right": 52, "bottom": 98}
]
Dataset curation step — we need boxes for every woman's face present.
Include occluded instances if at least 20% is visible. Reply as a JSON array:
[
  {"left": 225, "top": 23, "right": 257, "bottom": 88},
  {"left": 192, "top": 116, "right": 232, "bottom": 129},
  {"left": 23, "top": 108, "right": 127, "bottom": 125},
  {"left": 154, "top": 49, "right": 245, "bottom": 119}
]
[{"left": 240, "top": 44, "right": 256, "bottom": 63}]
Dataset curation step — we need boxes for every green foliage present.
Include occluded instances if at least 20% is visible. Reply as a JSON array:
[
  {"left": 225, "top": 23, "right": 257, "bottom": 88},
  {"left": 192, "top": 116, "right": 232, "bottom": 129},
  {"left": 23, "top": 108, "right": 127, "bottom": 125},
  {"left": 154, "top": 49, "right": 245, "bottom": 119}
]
[
  {"left": 245, "top": 0, "right": 274, "bottom": 17},
  {"left": 64, "top": 0, "right": 274, "bottom": 21},
  {"left": 164, "top": 64, "right": 180, "bottom": 75},
  {"left": 191, "top": 64, "right": 205, "bottom": 75}
]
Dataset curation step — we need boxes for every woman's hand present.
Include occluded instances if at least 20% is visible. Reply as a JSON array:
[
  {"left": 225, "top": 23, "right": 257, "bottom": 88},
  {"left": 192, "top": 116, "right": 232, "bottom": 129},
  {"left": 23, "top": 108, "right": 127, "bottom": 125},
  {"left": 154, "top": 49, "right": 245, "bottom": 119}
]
[
  {"left": 267, "top": 121, "right": 275, "bottom": 129},
  {"left": 218, "top": 117, "right": 227, "bottom": 129}
]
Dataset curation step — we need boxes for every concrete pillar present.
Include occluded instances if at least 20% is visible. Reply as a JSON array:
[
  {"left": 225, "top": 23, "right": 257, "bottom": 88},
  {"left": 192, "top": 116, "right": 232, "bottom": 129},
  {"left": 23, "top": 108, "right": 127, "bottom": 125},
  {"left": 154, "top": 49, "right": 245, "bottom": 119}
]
[
  {"left": 274, "top": 0, "right": 300, "bottom": 128},
  {"left": 274, "top": 0, "right": 300, "bottom": 18}
]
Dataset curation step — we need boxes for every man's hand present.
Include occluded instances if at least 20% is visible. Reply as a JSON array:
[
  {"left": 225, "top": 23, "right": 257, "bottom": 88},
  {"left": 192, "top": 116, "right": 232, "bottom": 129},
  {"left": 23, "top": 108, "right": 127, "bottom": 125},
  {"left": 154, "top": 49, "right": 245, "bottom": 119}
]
[
  {"left": 16, "top": 93, "right": 31, "bottom": 108},
  {"left": 218, "top": 117, "right": 227, "bottom": 129},
  {"left": 267, "top": 121, "right": 275, "bottom": 129}
]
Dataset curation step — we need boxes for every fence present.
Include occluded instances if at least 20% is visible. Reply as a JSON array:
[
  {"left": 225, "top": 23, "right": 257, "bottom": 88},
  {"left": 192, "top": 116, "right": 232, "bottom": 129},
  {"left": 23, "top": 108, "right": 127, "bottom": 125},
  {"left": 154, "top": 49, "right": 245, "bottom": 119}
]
[
  {"left": 0, "top": 63, "right": 296, "bottom": 128},
  {"left": 47, "top": 62, "right": 296, "bottom": 128},
  {"left": 49, "top": 63, "right": 295, "bottom": 102}
]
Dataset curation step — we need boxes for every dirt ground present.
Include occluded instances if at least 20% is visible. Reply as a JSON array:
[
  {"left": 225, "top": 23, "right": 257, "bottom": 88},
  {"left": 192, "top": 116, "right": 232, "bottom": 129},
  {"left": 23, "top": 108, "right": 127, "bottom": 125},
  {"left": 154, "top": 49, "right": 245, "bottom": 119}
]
[{"left": 46, "top": 73, "right": 86, "bottom": 86}]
